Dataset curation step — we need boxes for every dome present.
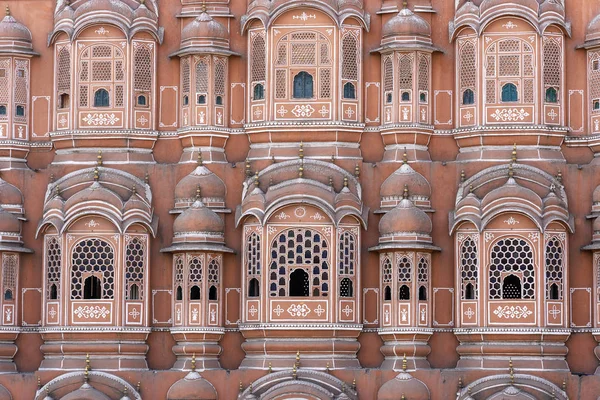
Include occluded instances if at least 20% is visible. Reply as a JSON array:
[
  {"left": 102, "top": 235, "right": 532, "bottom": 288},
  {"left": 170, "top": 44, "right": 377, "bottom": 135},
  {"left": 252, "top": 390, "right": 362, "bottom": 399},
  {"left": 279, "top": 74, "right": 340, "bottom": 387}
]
[
  {"left": 481, "top": 178, "right": 543, "bottom": 211},
  {"left": 480, "top": 0, "right": 539, "bottom": 15},
  {"left": 61, "top": 383, "right": 111, "bottom": 400},
  {"left": 539, "top": 0, "right": 564, "bottom": 16},
  {"left": 379, "top": 198, "right": 432, "bottom": 237},
  {"left": 0, "top": 208, "right": 20, "bottom": 233},
  {"left": 378, "top": 372, "right": 430, "bottom": 400},
  {"left": 382, "top": 7, "right": 431, "bottom": 39},
  {"left": 0, "top": 179, "right": 22, "bottom": 206},
  {"left": 181, "top": 12, "right": 228, "bottom": 44},
  {"left": 380, "top": 163, "right": 431, "bottom": 200},
  {"left": 455, "top": 0, "right": 480, "bottom": 17},
  {"left": 133, "top": 1, "right": 155, "bottom": 20},
  {"left": 0, "top": 10, "right": 32, "bottom": 44},
  {"left": 593, "top": 184, "right": 600, "bottom": 204},
  {"left": 63, "top": 181, "right": 124, "bottom": 212},
  {"left": 588, "top": 14, "right": 600, "bottom": 42},
  {"left": 73, "top": 0, "right": 133, "bottom": 20},
  {"left": 173, "top": 200, "right": 224, "bottom": 235},
  {"left": 167, "top": 371, "right": 217, "bottom": 400},
  {"left": 593, "top": 215, "right": 600, "bottom": 233},
  {"left": 174, "top": 166, "right": 226, "bottom": 205}
]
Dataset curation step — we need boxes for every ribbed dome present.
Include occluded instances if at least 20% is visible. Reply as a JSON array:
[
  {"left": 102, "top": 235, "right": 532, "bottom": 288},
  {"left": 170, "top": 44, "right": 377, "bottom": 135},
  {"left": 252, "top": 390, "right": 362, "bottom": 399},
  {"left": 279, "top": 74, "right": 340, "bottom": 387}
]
[
  {"left": 455, "top": 0, "right": 480, "bottom": 17},
  {"left": 173, "top": 200, "right": 224, "bottom": 235},
  {"left": 61, "top": 383, "right": 111, "bottom": 400},
  {"left": 174, "top": 166, "right": 226, "bottom": 204},
  {"left": 539, "top": 0, "right": 564, "bottom": 15},
  {"left": 588, "top": 14, "right": 600, "bottom": 44},
  {"left": 167, "top": 371, "right": 217, "bottom": 400},
  {"left": 480, "top": 0, "right": 539, "bottom": 15},
  {"left": 0, "top": 208, "right": 19, "bottom": 233},
  {"left": 181, "top": 12, "right": 228, "bottom": 44},
  {"left": 379, "top": 198, "right": 432, "bottom": 237},
  {"left": 0, "top": 11, "right": 32, "bottom": 43},
  {"left": 481, "top": 178, "right": 543, "bottom": 211},
  {"left": 0, "top": 179, "right": 22, "bottom": 205},
  {"left": 378, "top": 372, "right": 430, "bottom": 400},
  {"left": 133, "top": 1, "right": 155, "bottom": 20},
  {"left": 64, "top": 182, "right": 124, "bottom": 211},
  {"left": 73, "top": 0, "right": 133, "bottom": 20},
  {"left": 380, "top": 163, "right": 431, "bottom": 200},
  {"left": 382, "top": 7, "right": 431, "bottom": 39}
]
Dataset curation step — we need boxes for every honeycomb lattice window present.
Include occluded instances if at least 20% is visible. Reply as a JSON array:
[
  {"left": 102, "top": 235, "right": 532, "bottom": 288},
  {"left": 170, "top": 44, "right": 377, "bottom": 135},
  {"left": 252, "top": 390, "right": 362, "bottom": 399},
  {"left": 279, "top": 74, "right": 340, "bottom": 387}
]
[
  {"left": 460, "top": 237, "right": 478, "bottom": 300},
  {"left": 486, "top": 55, "right": 496, "bottom": 77},
  {"left": 275, "top": 69, "right": 287, "bottom": 99},
  {"left": 214, "top": 57, "right": 226, "bottom": 96},
  {"left": 320, "top": 42, "right": 331, "bottom": 65},
  {"left": 545, "top": 235, "right": 564, "bottom": 300},
  {"left": 115, "top": 85, "right": 124, "bottom": 107},
  {"left": 79, "top": 44, "right": 125, "bottom": 109},
  {"left": 398, "top": 54, "right": 413, "bottom": 90},
  {"left": 80, "top": 61, "right": 89, "bottom": 82},
  {"left": 269, "top": 228, "right": 330, "bottom": 297},
  {"left": 383, "top": 56, "right": 393, "bottom": 93},
  {"left": 133, "top": 43, "right": 153, "bottom": 92},
  {"left": 418, "top": 54, "right": 429, "bottom": 92},
  {"left": 276, "top": 43, "right": 287, "bottom": 66},
  {"left": 79, "top": 86, "right": 88, "bottom": 108},
  {"left": 417, "top": 253, "right": 429, "bottom": 301},
  {"left": 486, "top": 38, "right": 535, "bottom": 104},
  {"left": 181, "top": 57, "right": 190, "bottom": 97},
  {"left": 543, "top": 38, "right": 561, "bottom": 94},
  {"left": 46, "top": 236, "right": 61, "bottom": 300},
  {"left": 92, "top": 46, "right": 112, "bottom": 58},
  {"left": 523, "top": 54, "right": 534, "bottom": 76},
  {"left": 70, "top": 238, "right": 115, "bottom": 300},
  {"left": 489, "top": 237, "right": 535, "bottom": 300},
  {"left": 195, "top": 57, "right": 209, "bottom": 95},
  {"left": 338, "top": 231, "right": 356, "bottom": 276},
  {"left": 57, "top": 46, "right": 71, "bottom": 93},
  {"left": 125, "top": 236, "right": 145, "bottom": 301},
  {"left": 499, "top": 55, "right": 520, "bottom": 77},
  {"left": 397, "top": 254, "right": 412, "bottom": 283},
  {"left": 2, "top": 254, "right": 17, "bottom": 301},
  {"left": 319, "top": 68, "right": 331, "bottom": 99},
  {"left": 382, "top": 257, "right": 392, "bottom": 283},
  {"left": 498, "top": 39, "right": 520, "bottom": 53},
  {"left": 92, "top": 61, "right": 112, "bottom": 81},
  {"left": 486, "top": 79, "right": 496, "bottom": 104},
  {"left": 250, "top": 32, "right": 266, "bottom": 83},
  {"left": 208, "top": 259, "right": 219, "bottom": 284},
  {"left": 459, "top": 41, "right": 476, "bottom": 98},
  {"left": 246, "top": 232, "right": 261, "bottom": 276},
  {"left": 291, "top": 43, "right": 316, "bottom": 65},
  {"left": 188, "top": 256, "right": 203, "bottom": 300},
  {"left": 523, "top": 79, "right": 534, "bottom": 103},
  {"left": 591, "top": 52, "right": 600, "bottom": 108},
  {"left": 341, "top": 32, "right": 359, "bottom": 81},
  {"left": 115, "top": 60, "right": 124, "bottom": 81},
  {"left": 174, "top": 255, "right": 184, "bottom": 301},
  {"left": 14, "top": 60, "right": 28, "bottom": 120}
]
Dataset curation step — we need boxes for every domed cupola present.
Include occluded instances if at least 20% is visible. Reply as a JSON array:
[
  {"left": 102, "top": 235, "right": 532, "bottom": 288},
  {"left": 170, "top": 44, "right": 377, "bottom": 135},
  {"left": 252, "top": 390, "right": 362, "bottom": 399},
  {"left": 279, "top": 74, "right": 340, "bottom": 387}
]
[
  {"left": 378, "top": 368, "right": 430, "bottom": 400},
  {"left": 584, "top": 13, "right": 600, "bottom": 49},
  {"left": 376, "top": 3, "right": 437, "bottom": 53},
  {"left": 173, "top": 155, "right": 227, "bottom": 212},
  {"left": 167, "top": 369, "right": 217, "bottom": 400},
  {"left": 379, "top": 156, "right": 432, "bottom": 211},
  {"left": 0, "top": 175, "right": 24, "bottom": 216},
  {"left": 0, "top": 6, "right": 37, "bottom": 56}
]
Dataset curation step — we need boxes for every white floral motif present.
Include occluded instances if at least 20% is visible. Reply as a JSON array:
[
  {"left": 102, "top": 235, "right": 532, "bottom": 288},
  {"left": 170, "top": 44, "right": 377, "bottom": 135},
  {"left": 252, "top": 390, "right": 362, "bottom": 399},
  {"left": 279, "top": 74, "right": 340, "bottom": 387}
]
[
  {"left": 342, "top": 305, "right": 353, "bottom": 317},
  {"left": 95, "top": 27, "right": 110, "bottom": 35},
  {"left": 504, "top": 217, "right": 519, "bottom": 225},
  {"left": 311, "top": 212, "right": 325, "bottom": 221},
  {"left": 275, "top": 212, "right": 290, "bottom": 220},
  {"left": 5, "top": 309, "right": 11, "bottom": 322},
  {"left": 528, "top": 232, "right": 539, "bottom": 243},
  {"left": 273, "top": 305, "right": 285, "bottom": 316},
  {"left": 74, "top": 305, "right": 111, "bottom": 319},
  {"left": 292, "top": 12, "right": 316, "bottom": 21},
  {"left": 464, "top": 307, "right": 475, "bottom": 319},
  {"left": 137, "top": 115, "right": 148, "bottom": 126},
  {"left": 493, "top": 305, "right": 533, "bottom": 319},
  {"left": 82, "top": 113, "right": 120, "bottom": 126},
  {"left": 248, "top": 305, "right": 258, "bottom": 317},
  {"left": 294, "top": 207, "right": 306, "bottom": 218},
  {"left": 484, "top": 232, "right": 495, "bottom": 242},
  {"left": 287, "top": 303, "right": 311, "bottom": 317},
  {"left": 58, "top": 115, "right": 67, "bottom": 127},
  {"left": 277, "top": 106, "right": 288, "bottom": 117},
  {"left": 490, "top": 108, "right": 530, "bottom": 122},
  {"left": 502, "top": 21, "right": 518, "bottom": 29},
  {"left": 549, "top": 304, "right": 561, "bottom": 320},
  {"left": 402, "top": 107, "right": 409, "bottom": 120},
  {"left": 85, "top": 219, "right": 100, "bottom": 228},
  {"left": 463, "top": 111, "right": 473, "bottom": 122},
  {"left": 128, "top": 308, "right": 140, "bottom": 319},
  {"left": 345, "top": 107, "right": 355, "bottom": 119},
  {"left": 314, "top": 305, "right": 326, "bottom": 316},
  {"left": 318, "top": 106, "right": 329, "bottom": 117},
  {"left": 291, "top": 104, "right": 315, "bottom": 118},
  {"left": 547, "top": 109, "right": 558, "bottom": 121},
  {"left": 191, "top": 308, "right": 199, "bottom": 321},
  {"left": 48, "top": 307, "right": 57, "bottom": 319}
]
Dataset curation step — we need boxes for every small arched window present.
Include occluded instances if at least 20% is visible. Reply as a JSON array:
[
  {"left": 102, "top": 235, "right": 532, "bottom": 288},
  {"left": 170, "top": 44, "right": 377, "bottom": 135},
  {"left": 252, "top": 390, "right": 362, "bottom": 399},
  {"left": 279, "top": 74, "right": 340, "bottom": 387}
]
[
  {"left": 137, "top": 95, "right": 147, "bottom": 107},
  {"left": 190, "top": 285, "right": 201, "bottom": 300},
  {"left": 549, "top": 283, "right": 559, "bottom": 300},
  {"left": 83, "top": 276, "right": 102, "bottom": 300},
  {"left": 249, "top": 278, "right": 260, "bottom": 297},
  {"left": 464, "top": 282, "right": 475, "bottom": 300},
  {"left": 49, "top": 284, "right": 58, "bottom": 300},
  {"left": 420, "top": 92, "right": 427, "bottom": 103},
  {"left": 129, "top": 284, "right": 139, "bottom": 300},
  {"left": 401, "top": 91, "right": 410, "bottom": 102},
  {"left": 253, "top": 83, "right": 264, "bottom": 100},
  {"left": 289, "top": 268, "right": 309, "bottom": 296},
  {"left": 15, "top": 105, "right": 25, "bottom": 117},
  {"left": 384, "top": 286, "right": 391, "bottom": 301},
  {"left": 462, "top": 89, "right": 474, "bottom": 105},
  {"left": 399, "top": 284, "right": 410, "bottom": 300},
  {"left": 183, "top": 95, "right": 189, "bottom": 106},
  {"left": 340, "top": 278, "right": 353, "bottom": 297},
  {"left": 502, "top": 275, "right": 522, "bottom": 299},
  {"left": 594, "top": 100, "right": 600, "bottom": 111},
  {"left": 197, "top": 94, "right": 206, "bottom": 104},
  {"left": 3, "top": 290, "right": 12, "bottom": 301},
  {"left": 418, "top": 286, "right": 427, "bottom": 301},
  {"left": 0, "top": 105, "right": 6, "bottom": 115},
  {"left": 501, "top": 83, "right": 518, "bottom": 102},
  {"left": 343, "top": 82, "right": 356, "bottom": 99},
  {"left": 545, "top": 87, "right": 558, "bottom": 103},
  {"left": 293, "top": 71, "right": 313, "bottom": 99},
  {"left": 176, "top": 286, "right": 183, "bottom": 301},
  {"left": 209, "top": 285, "right": 218, "bottom": 301},
  {"left": 386, "top": 93, "right": 392, "bottom": 104},
  {"left": 216, "top": 95, "right": 223, "bottom": 105},
  {"left": 58, "top": 93, "right": 70, "bottom": 109},
  {"left": 94, "top": 89, "right": 110, "bottom": 107}
]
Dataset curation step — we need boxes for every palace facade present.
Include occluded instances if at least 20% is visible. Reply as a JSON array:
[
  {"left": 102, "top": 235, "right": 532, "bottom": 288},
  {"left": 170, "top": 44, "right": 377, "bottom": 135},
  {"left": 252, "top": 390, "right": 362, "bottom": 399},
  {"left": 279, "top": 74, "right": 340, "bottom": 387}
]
[{"left": 0, "top": 0, "right": 598, "bottom": 398}]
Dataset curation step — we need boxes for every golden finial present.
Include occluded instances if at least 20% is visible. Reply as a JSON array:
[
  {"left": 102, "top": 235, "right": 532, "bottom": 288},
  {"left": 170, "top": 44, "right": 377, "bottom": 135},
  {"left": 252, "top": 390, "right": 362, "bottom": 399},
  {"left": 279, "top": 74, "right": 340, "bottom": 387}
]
[
  {"left": 352, "top": 379, "right": 356, "bottom": 390},
  {"left": 511, "top": 143, "right": 517, "bottom": 163},
  {"left": 508, "top": 163, "right": 514, "bottom": 178},
  {"left": 562, "top": 377, "right": 566, "bottom": 391},
  {"left": 331, "top": 155, "right": 335, "bottom": 163},
  {"left": 292, "top": 364, "right": 297, "bottom": 379},
  {"left": 268, "top": 362, "right": 272, "bottom": 373},
  {"left": 97, "top": 150, "right": 103, "bottom": 166},
  {"left": 254, "top": 171, "right": 260, "bottom": 186},
  {"left": 402, "top": 149, "right": 408, "bottom": 164},
  {"left": 50, "top": 173, "right": 55, "bottom": 183},
  {"left": 299, "top": 142, "right": 304, "bottom": 160},
  {"left": 268, "top": 177, "right": 273, "bottom": 187},
  {"left": 298, "top": 164, "right": 304, "bottom": 178},
  {"left": 136, "top": 382, "right": 141, "bottom": 393},
  {"left": 37, "top": 376, "right": 41, "bottom": 389},
  {"left": 271, "top": 155, "right": 276, "bottom": 164},
  {"left": 200, "top": 0, "right": 207, "bottom": 13},
  {"left": 354, "top": 164, "right": 360, "bottom": 178},
  {"left": 197, "top": 152, "right": 203, "bottom": 166},
  {"left": 131, "top": 185, "right": 136, "bottom": 195},
  {"left": 239, "top": 381, "right": 243, "bottom": 392},
  {"left": 326, "top": 362, "right": 330, "bottom": 373},
  {"left": 191, "top": 353, "right": 196, "bottom": 372},
  {"left": 509, "top": 358, "right": 514, "bottom": 383},
  {"left": 84, "top": 353, "right": 90, "bottom": 382},
  {"left": 460, "top": 170, "right": 465, "bottom": 183},
  {"left": 556, "top": 170, "right": 562, "bottom": 183},
  {"left": 295, "top": 350, "right": 300, "bottom": 368},
  {"left": 5, "top": 6, "right": 9, "bottom": 17},
  {"left": 402, "top": 353, "right": 407, "bottom": 372},
  {"left": 123, "top": 386, "right": 128, "bottom": 395},
  {"left": 401, "top": 394, "right": 406, "bottom": 400},
  {"left": 343, "top": 176, "right": 348, "bottom": 188},
  {"left": 249, "top": 382, "right": 253, "bottom": 393},
  {"left": 469, "top": 184, "right": 473, "bottom": 194},
  {"left": 458, "top": 377, "right": 463, "bottom": 389},
  {"left": 144, "top": 172, "right": 149, "bottom": 184},
  {"left": 402, "top": 0, "right": 408, "bottom": 9},
  {"left": 329, "top": 176, "right": 334, "bottom": 187},
  {"left": 94, "top": 167, "right": 99, "bottom": 181},
  {"left": 245, "top": 158, "right": 252, "bottom": 177},
  {"left": 196, "top": 185, "right": 201, "bottom": 200},
  {"left": 403, "top": 184, "right": 409, "bottom": 199},
  {"left": 55, "top": 185, "right": 61, "bottom": 196}
]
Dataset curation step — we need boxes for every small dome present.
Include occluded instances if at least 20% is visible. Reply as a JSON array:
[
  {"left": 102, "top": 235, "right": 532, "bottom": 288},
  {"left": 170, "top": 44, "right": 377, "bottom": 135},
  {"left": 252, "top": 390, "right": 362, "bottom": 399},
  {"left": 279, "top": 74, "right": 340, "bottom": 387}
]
[
  {"left": 61, "top": 383, "right": 111, "bottom": 400},
  {"left": 167, "top": 371, "right": 217, "bottom": 400},
  {"left": 0, "top": 9, "right": 32, "bottom": 43},
  {"left": 0, "top": 179, "right": 22, "bottom": 206},
  {"left": 73, "top": 0, "right": 133, "bottom": 20},
  {"left": 455, "top": 0, "right": 480, "bottom": 17},
  {"left": 0, "top": 208, "right": 20, "bottom": 233},
  {"left": 539, "top": 0, "right": 564, "bottom": 16},
  {"left": 593, "top": 216, "right": 600, "bottom": 233},
  {"left": 64, "top": 181, "right": 124, "bottom": 212},
  {"left": 480, "top": 0, "right": 539, "bottom": 15},
  {"left": 173, "top": 200, "right": 224, "bottom": 235},
  {"left": 181, "top": 12, "right": 228, "bottom": 44},
  {"left": 588, "top": 14, "right": 600, "bottom": 42},
  {"left": 594, "top": 184, "right": 600, "bottom": 204},
  {"left": 378, "top": 372, "right": 430, "bottom": 400},
  {"left": 382, "top": 7, "right": 431, "bottom": 39},
  {"left": 380, "top": 163, "right": 431, "bottom": 200},
  {"left": 481, "top": 178, "right": 543, "bottom": 211},
  {"left": 379, "top": 198, "right": 432, "bottom": 237},
  {"left": 174, "top": 166, "right": 226, "bottom": 205}
]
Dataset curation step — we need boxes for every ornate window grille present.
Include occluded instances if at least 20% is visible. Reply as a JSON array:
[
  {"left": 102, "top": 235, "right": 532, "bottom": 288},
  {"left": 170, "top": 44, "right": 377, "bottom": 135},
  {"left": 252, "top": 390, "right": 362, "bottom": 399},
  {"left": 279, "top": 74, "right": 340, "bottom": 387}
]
[
  {"left": 460, "top": 237, "right": 478, "bottom": 300},
  {"left": 459, "top": 41, "right": 476, "bottom": 105},
  {"left": 46, "top": 236, "right": 61, "bottom": 300},
  {"left": 397, "top": 253, "right": 412, "bottom": 300},
  {"left": 70, "top": 238, "right": 115, "bottom": 300},
  {"left": 246, "top": 231, "right": 261, "bottom": 297},
  {"left": 125, "top": 236, "right": 145, "bottom": 301},
  {"left": 489, "top": 237, "right": 535, "bottom": 300},
  {"left": 543, "top": 38, "right": 561, "bottom": 104},
  {"left": 78, "top": 44, "right": 125, "bottom": 109},
  {"left": 545, "top": 234, "right": 564, "bottom": 300},
  {"left": 338, "top": 231, "right": 356, "bottom": 297}
]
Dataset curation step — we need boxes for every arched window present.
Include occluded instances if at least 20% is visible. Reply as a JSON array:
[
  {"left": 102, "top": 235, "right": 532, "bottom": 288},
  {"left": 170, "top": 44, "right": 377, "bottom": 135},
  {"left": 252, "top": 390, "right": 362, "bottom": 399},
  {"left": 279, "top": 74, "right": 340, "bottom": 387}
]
[
  {"left": 545, "top": 236, "right": 564, "bottom": 300},
  {"left": 594, "top": 100, "right": 600, "bottom": 111},
  {"left": 176, "top": 286, "right": 183, "bottom": 301},
  {"left": 49, "top": 284, "right": 58, "bottom": 300},
  {"left": 383, "top": 55, "right": 393, "bottom": 105},
  {"left": 501, "top": 83, "right": 518, "bottom": 102},
  {"left": 253, "top": 83, "right": 264, "bottom": 100},
  {"left": 58, "top": 93, "right": 69, "bottom": 109},
  {"left": 15, "top": 105, "right": 25, "bottom": 117},
  {"left": 129, "top": 284, "right": 139, "bottom": 300},
  {"left": 502, "top": 275, "right": 522, "bottom": 299},
  {"left": 418, "top": 286, "right": 427, "bottom": 301},
  {"left": 182, "top": 95, "right": 189, "bottom": 106},
  {"left": 462, "top": 89, "right": 474, "bottom": 105},
  {"left": 137, "top": 95, "right": 147, "bottom": 107},
  {"left": 401, "top": 91, "right": 410, "bottom": 102},
  {"left": 399, "top": 284, "right": 410, "bottom": 300},
  {"left": 216, "top": 95, "right": 223, "bottom": 105},
  {"left": 289, "top": 268, "right": 309, "bottom": 297},
  {"left": 174, "top": 256, "right": 184, "bottom": 301},
  {"left": 549, "top": 283, "right": 559, "bottom": 300},
  {"left": 209, "top": 285, "right": 218, "bottom": 301},
  {"left": 460, "top": 237, "right": 478, "bottom": 300},
  {"left": 545, "top": 87, "right": 558, "bottom": 103},
  {"left": 83, "top": 276, "right": 102, "bottom": 300},
  {"left": 293, "top": 71, "right": 313, "bottom": 99},
  {"left": 248, "top": 278, "right": 260, "bottom": 297},
  {"left": 0, "top": 105, "right": 6, "bottom": 115},
  {"left": 94, "top": 89, "right": 110, "bottom": 107},
  {"left": 46, "top": 236, "right": 61, "bottom": 301},
  {"left": 3, "top": 289, "right": 11, "bottom": 301},
  {"left": 198, "top": 94, "right": 206, "bottom": 104},
  {"left": 190, "top": 285, "right": 201, "bottom": 300},
  {"left": 343, "top": 82, "right": 355, "bottom": 99},
  {"left": 340, "top": 278, "right": 353, "bottom": 297},
  {"left": 420, "top": 92, "right": 427, "bottom": 103},
  {"left": 464, "top": 283, "right": 475, "bottom": 300},
  {"left": 125, "top": 237, "right": 145, "bottom": 301},
  {"left": 384, "top": 286, "right": 391, "bottom": 301}
]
